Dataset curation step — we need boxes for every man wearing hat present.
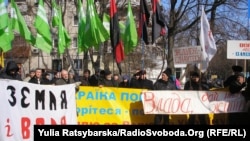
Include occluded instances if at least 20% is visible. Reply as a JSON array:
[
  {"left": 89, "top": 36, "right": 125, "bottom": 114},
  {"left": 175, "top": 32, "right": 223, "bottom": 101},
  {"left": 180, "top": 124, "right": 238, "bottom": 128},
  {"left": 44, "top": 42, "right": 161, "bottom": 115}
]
[
  {"left": 184, "top": 71, "right": 210, "bottom": 125},
  {"left": 98, "top": 69, "right": 116, "bottom": 87},
  {"left": 137, "top": 70, "right": 154, "bottom": 90},
  {"left": 119, "top": 75, "right": 130, "bottom": 88},
  {"left": 224, "top": 65, "right": 243, "bottom": 87},
  {"left": 228, "top": 72, "right": 247, "bottom": 125},
  {"left": 153, "top": 69, "right": 176, "bottom": 125}
]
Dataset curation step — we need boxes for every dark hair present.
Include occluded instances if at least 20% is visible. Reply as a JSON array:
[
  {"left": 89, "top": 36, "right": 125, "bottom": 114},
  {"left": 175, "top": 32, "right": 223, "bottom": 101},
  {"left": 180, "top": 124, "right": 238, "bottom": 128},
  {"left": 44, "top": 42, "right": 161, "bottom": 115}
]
[
  {"left": 232, "top": 65, "right": 243, "bottom": 72},
  {"left": 84, "top": 69, "right": 91, "bottom": 74},
  {"left": 191, "top": 71, "right": 200, "bottom": 77}
]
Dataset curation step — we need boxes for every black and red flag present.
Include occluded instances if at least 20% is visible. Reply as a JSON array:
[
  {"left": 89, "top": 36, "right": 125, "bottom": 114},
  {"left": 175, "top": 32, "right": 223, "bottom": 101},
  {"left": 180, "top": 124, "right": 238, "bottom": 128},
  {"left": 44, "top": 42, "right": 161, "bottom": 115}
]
[
  {"left": 138, "top": 0, "right": 150, "bottom": 45},
  {"left": 110, "top": 0, "right": 124, "bottom": 74},
  {"left": 151, "top": 0, "right": 166, "bottom": 44}
]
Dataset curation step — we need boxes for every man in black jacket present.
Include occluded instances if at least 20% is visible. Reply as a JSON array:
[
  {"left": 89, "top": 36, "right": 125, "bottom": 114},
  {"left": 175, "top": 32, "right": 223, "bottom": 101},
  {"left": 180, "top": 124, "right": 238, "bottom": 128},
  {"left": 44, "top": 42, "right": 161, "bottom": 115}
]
[
  {"left": 0, "top": 61, "right": 22, "bottom": 81},
  {"left": 153, "top": 69, "right": 176, "bottom": 125}
]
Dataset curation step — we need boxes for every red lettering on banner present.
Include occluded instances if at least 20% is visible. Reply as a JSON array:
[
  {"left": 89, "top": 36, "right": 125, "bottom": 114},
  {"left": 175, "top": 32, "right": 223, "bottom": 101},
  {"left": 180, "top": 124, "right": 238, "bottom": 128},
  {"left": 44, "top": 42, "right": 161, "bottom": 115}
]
[
  {"left": 19, "top": 116, "right": 66, "bottom": 139},
  {"left": 21, "top": 117, "right": 30, "bottom": 139},
  {"left": 5, "top": 118, "right": 13, "bottom": 137},
  {"left": 143, "top": 92, "right": 192, "bottom": 114},
  {"left": 240, "top": 43, "right": 250, "bottom": 48},
  {"left": 142, "top": 91, "right": 155, "bottom": 113},
  {"left": 201, "top": 91, "right": 218, "bottom": 102}
]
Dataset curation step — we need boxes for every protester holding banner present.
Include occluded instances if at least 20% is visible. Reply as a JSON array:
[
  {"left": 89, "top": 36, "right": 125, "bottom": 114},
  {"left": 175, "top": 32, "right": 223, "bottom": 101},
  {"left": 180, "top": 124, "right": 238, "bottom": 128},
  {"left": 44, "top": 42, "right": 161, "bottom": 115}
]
[
  {"left": 223, "top": 65, "right": 243, "bottom": 88},
  {"left": 80, "top": 69, "right": 91, "bottom": 86},
  {"left": 98, "top": 69, "right": 117, "bottom": 87},
  {"left": 119, "top": 75, "right": 130, "bottom": 88},
  {"left": 130, "top": 68, "right": 141, "bottom": 88},
  {"left": 28, "top": 68, "right": 51, "bottom": 84},
  {"left": 184, "top": 71, "right": 210, "bottom": 125},
  {"left": 89, "top": 69, "right": 104, "bottom": 86},
  {"left": 136, "top": 70, "right": 154, "bottom": 90},
  {"left": 228, "top": 72, "right": 247, "bottom": 125},
  {"left": 243, "top": 77, "right": 250, "bottom": 124},
  {"left": 0, "top": 61, "right": 22, "bottom": 81},
  {"left": 55, "top": 69, "right": 75, "bottom": 85},
  {"left": 153, "top": 69, "right": 176, "bottom": 125}
]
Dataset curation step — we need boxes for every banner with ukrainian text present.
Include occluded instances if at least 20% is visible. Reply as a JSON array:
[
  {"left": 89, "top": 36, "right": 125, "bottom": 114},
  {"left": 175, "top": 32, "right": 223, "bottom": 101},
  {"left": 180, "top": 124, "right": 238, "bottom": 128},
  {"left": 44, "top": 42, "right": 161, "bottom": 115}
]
[
  {"left": 76, "top": 87, "right": 234, "bottom": 125},
  {"left": 76, "top": 86, "right": 155, "bottom": 125},
  {"left": 0, "top": 79, "right": 77, "bottom": 141},
  {"left": 141, "top": 90, "right": 247, "bottom": 115}
]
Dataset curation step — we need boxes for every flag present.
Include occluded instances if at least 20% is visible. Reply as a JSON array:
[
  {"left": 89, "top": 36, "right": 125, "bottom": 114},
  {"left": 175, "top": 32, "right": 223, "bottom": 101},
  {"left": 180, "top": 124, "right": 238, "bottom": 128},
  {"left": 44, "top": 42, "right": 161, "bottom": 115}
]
[
  {"left": 123, "top": 1, "right": 138, "bottom": 54},
  {"left": 110, "top": 0, "right": 125, "bottom": 66},
  {"left": 57, "top": 8, "right": 71, "bottom": 54},
  {"left": 84, "top": 0, "right": 109, "bottom": 49},
  {"left": 0, "top": 0, "right": 8, "bottom": 30},
  {"left": 10, "top": 0, "right": 35, "bottom": 44},
  {"left": 51, "top": 0, "right": 71, "bottom": 54},
  {"left": 138, "top": 0, "right": 150, "bottom": 44},
  {"left": 103, "top": 12, "right": 110, "bottom": 35},
  {"left": 77, "top": 0, "right": 88, "bottom": 53},
  {"left": 51, "top": 0, "right": 59, "bottom": 27},
  {"left": 199, "top": 6, "right": 217, "bottom": 73},
  {"left": 151, "top": 0, "right": 166, "bottom": 44},
  {"left": 0, "top": 19, "right": 14, "bottom": 52},
  {"left": 103, "top": 12, "right": 125, "bottom": 38},
  {"left": 34, "top": 0, "right": 52, "bottom": 53}
]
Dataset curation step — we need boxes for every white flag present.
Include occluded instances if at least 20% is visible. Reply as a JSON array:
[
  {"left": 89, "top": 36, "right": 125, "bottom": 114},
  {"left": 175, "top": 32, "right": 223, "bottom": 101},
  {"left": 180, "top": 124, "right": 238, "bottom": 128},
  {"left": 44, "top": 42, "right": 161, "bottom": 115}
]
[{"left": 199, "top": 6, "right": 217, "bottom": 72}]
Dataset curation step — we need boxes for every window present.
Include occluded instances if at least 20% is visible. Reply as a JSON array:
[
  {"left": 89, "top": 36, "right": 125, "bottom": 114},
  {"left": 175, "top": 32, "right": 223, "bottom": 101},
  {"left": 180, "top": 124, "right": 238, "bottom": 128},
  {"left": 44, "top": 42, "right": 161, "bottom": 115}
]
[
  {"left": 52, "top": 59, "right": 62, "bottom": 72},
  {"left": 73, "top": 59, "right": 82, "bottom": 70},
  {"left": 53, "top": 39, "right": 58, "bottom": 48},
  {"left": 72, "top": 37, "right": 77, "bottom": 48},
  {"left": 73, "top": 15, "right": 78, "bottom": 26}
]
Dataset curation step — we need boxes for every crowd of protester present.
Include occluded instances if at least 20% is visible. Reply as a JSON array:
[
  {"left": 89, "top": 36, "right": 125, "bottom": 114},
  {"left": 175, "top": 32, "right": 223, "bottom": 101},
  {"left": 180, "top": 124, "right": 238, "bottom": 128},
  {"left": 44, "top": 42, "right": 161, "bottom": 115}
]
[{"left": 0, "top": 60, "right": 249, "bottom": 125}]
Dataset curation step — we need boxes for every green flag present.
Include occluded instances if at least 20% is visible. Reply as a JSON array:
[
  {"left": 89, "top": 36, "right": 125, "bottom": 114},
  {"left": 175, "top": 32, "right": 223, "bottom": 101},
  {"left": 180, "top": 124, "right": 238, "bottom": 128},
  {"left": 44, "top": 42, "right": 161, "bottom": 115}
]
[
  {"left": 34, "top": 0, "right": 52, "bottom": 53},
  {"left": 58, "top": 8, "right": 71, "bottom": 54},
  {"left": 51, "top": 0, "right": 71, "bottom": 54},
  {"left": 0, "top": 0, "right": 8, "bottom": 30},
  {"left": 10, "top": 0, "right": 35, "bottom": 44},
  {"left": 123, "top": 1, "right": 138, "bottom": 54},
  {"left": 102, "top": 13, "right": 110, "bottom": 36},
  {"left": 102, "top": 12, "right": 124, "bottom": 38},
  {"left": 0, "top": 19, "right": 14, "bottom": 52},
  {"left": 77, "top": 0, "right": 87, "bottom": 53},
  {"left": 51, "top": 0, "right": 59, "bottom": 27},
  {"left": 84, "top": 0, "right": 109, "bottom": 49}
]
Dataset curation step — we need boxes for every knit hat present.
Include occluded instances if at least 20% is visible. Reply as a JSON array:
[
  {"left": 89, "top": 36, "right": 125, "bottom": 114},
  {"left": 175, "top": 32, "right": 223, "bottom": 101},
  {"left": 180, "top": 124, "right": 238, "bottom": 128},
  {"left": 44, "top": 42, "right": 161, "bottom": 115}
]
[
  {"left": 232, "top": 65, "right": 243, "bottom": 72},
  {"left": 162, "top": 69, "right": 171, "bottom": 77},
  {"left": 104, "top": 69, "right": 112, "bottom": 76},
  {"left": 122, "top": 75, "right": 129, "bottom": 80},
  {"left": 236, "top": 72, "right": 244, "bottom": 77},
  {"left": 139, "top": 70, "right": 146, "bottom": 75},
  {"left": 191, "top": 71, "right": 200, "bottom": 77}
]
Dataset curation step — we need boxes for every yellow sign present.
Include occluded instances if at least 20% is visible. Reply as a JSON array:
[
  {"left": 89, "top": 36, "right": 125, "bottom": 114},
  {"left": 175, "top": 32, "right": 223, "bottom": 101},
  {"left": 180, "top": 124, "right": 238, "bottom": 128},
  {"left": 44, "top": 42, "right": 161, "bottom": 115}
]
[{"left": 76, "top": 86, "right": 228, "bottom": 125}]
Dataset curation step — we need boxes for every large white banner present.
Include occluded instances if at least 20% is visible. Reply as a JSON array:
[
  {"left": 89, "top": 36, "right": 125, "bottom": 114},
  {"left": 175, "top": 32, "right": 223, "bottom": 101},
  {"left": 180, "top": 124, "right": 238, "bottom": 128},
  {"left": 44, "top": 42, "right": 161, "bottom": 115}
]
[
  {"left": 141, "top": 90, "right": 247, "bottom": 115},
  {"left": 0, "top": 79, "right": 77, "bottom": 141}
]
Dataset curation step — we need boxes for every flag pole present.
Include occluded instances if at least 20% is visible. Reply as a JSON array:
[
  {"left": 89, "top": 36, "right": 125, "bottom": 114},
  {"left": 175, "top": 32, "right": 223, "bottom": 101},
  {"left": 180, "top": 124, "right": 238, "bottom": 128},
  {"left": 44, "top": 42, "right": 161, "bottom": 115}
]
[{"left": 140, "top": 10, "right": 144, "bottom": 70}]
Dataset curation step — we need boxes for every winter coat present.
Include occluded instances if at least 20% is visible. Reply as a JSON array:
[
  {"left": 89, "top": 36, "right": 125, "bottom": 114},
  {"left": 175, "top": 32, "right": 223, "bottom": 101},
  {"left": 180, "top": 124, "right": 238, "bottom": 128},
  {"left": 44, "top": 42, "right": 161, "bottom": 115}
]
[
  {"left": 154, "top": 79, "right": 176, "bottom": 90},
  {"left": 0, "top": 61, "right": 22, "bottom": 81}
]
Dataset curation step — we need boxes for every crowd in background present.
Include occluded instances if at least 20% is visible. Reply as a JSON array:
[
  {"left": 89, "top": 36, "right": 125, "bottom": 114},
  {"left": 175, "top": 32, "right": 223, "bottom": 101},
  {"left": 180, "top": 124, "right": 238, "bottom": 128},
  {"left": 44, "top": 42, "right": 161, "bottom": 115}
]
[{"left": 0, "top": 60, "right": 249, "bottom": 125}]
